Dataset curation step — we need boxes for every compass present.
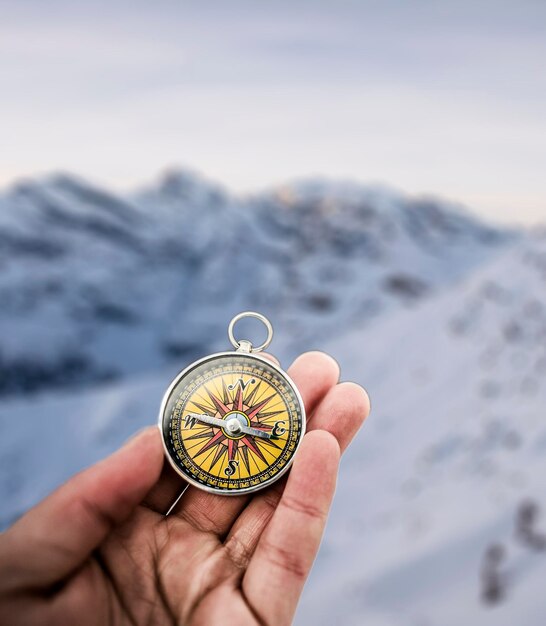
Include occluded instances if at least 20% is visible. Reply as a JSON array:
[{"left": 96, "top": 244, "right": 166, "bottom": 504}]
[{"left": 158, "top": 312, "right": 306, "bottom": 495}]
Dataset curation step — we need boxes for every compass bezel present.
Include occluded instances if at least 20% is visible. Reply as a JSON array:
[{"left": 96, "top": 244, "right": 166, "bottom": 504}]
[{"left": 158, "top": 351, "right": 307, "bottom": 496}]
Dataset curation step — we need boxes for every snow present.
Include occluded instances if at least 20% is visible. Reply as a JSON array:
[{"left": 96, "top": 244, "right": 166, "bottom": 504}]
[
  {"left": 297, "top": 235, "right": 546, "bottom": 625},
  {"left": 0, "top": 170, "right": 514, "bottom": 394},
  {"left": 1, "top": 170, "right": 544, "bottom": 623}
]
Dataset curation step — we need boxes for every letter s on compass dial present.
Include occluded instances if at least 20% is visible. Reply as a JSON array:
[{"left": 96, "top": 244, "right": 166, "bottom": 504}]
[{"left": 159, "top": 353, "right": 306, "bottom": 495}]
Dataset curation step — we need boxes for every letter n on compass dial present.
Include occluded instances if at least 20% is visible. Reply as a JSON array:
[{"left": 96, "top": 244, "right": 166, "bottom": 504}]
[{"left": 161, "top": 353, "right": 305, "bottom": 495}]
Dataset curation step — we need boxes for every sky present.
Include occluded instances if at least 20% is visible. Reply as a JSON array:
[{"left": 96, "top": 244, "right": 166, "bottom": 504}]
[{"left": 0, "top": 0, "right": 545, "bottom": 225}]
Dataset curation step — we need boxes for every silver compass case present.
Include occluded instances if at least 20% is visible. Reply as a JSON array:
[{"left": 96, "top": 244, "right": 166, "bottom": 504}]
[{"left": 158, "top": 312, "right": 306, "bottom": 496}]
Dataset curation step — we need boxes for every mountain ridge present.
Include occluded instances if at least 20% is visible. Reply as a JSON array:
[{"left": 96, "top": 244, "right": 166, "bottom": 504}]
[
  {"left": 0, "top": 169, "right": 518, "bottom": 396},
  {"left": 2, "top": 231, "right": 545, "bottom": 625}
]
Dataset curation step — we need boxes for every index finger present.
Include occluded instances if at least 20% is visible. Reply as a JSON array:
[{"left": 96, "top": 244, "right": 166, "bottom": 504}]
[{"left": 242, "top": 430, "right": 340, "bottom": 625}]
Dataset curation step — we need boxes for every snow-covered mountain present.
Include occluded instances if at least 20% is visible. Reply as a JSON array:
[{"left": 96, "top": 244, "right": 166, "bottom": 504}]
[
  {"left": 1, "top": 230, "right": 545, "bottom": 625},
  {"left": 0, "top": 169, "right": 512, "bottom": 396},
  {"left": 299, "top": 232, "right": 546, "bottom": 625},
  {"left": 3, "top": 168, "right": 544, "bottom": 624}
]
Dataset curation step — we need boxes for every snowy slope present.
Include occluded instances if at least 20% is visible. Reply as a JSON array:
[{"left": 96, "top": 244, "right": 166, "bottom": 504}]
[
  {"left": 298, "top": 232, "right": 546, "bottom": 625},
  {"left": 1, "top": 230, "right": 545, "bottom": 624},
  {"left": 0, "top": 170, "right": 512, "bottom": 396}
]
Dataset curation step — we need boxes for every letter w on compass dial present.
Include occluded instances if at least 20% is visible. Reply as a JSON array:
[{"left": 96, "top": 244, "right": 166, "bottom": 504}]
[{"left": 181, "top": 370, "right": 289, "bottom": 482}]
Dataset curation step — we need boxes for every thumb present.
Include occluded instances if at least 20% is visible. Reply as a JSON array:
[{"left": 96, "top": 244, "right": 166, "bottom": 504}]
[{"left": 0, "top": 427, "right": 163, "bottom": 591}]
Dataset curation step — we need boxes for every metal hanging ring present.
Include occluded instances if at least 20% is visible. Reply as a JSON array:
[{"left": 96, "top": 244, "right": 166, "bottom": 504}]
[{"left": 228, "top": 311, "right": 274, "bottom": 353}]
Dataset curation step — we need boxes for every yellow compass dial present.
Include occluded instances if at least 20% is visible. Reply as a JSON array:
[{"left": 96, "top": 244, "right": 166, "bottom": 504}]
[{"left": 161, "top": 353, "right": 305, "bottom": 494}]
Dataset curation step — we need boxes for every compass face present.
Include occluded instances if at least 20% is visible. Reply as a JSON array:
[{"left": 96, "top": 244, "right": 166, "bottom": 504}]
[{"left": 160, "top": 353, "right": 305, "bottom": 494}]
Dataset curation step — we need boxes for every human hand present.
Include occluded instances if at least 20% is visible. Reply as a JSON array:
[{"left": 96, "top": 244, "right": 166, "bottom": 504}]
[{"left": 0, "top": 352, "right": 369, "bottom": 625}]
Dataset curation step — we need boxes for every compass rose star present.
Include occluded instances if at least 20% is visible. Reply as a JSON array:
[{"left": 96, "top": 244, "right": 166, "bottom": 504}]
[{"left": 190, "top": 378, "right": 282, "bottom": 473}]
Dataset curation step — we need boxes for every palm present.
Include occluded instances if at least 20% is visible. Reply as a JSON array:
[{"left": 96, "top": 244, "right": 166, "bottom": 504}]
[
  {"left": 94, "top": 498, "right": 275, "bottom": 625},
  {"left": 0, "top": 353, "right": 369, "bottom": 626}
]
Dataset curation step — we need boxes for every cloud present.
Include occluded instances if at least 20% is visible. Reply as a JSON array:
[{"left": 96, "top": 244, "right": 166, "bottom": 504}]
[{"left": 1, "top": 0, "right": 545, "bottom": 224}]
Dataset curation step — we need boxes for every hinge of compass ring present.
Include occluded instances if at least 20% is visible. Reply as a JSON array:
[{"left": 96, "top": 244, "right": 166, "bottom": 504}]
[{"left": 236, "top": 340, "right": 253, "bottom": 353}]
